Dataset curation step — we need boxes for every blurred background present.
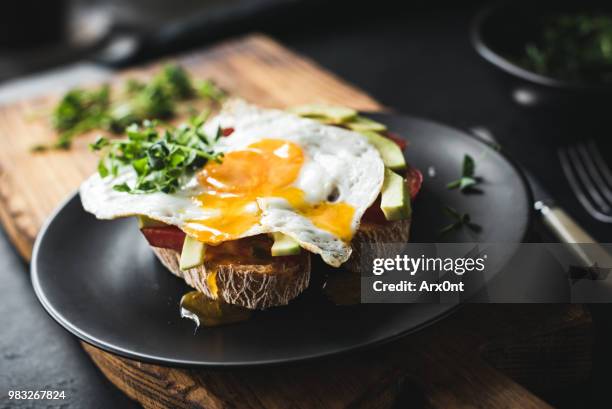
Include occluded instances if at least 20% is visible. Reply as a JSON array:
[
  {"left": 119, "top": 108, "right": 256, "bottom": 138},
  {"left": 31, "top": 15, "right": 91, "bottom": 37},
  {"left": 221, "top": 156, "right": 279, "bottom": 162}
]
[
  {"left": 2, "top": 0, "right": 612, "bottom": 408},
  {"left": 1, "top": 0, "right": 445, "bottom": 79}
]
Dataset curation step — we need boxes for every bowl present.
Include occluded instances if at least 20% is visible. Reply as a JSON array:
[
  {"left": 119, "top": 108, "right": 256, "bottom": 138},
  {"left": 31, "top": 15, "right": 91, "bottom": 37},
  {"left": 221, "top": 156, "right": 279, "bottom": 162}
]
[{"left": 471, "top": 2, "right": 612, "bottom": 127}]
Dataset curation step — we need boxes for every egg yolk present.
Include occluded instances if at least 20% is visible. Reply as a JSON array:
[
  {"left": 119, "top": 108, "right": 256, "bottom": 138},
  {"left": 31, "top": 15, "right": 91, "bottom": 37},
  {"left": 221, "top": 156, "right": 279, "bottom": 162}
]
[{"left": 183, "top": 139, "right": 355, "bottom": 244}]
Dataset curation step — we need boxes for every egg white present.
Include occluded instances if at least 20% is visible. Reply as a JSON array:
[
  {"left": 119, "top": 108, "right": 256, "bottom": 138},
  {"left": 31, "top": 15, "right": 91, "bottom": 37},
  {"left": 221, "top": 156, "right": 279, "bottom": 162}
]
[{"left": 80, "top": 100, "right": 385, "bottom": 266}]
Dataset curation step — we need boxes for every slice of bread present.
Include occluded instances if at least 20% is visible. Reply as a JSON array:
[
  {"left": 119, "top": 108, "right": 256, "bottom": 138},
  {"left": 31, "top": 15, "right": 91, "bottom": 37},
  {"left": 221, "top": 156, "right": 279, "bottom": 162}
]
[
  {"left": 150, "top": 219, "right": 410, "bottom": 310},
  {"left": 152, "top": 247, "right": 311, "bottom": 310},
  {"left": 343, "top": 219, "right": 412, "bottom": 273}
]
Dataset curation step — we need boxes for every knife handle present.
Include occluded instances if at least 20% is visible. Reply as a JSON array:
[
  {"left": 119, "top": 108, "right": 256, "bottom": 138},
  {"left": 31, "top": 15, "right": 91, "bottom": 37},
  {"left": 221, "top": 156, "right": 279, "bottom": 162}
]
[
  {"left": 537, "top": 202, "right": 594, "bottom": 243},
  {"left": 536, "top": 201, "right": 612, "bottom": 267}
]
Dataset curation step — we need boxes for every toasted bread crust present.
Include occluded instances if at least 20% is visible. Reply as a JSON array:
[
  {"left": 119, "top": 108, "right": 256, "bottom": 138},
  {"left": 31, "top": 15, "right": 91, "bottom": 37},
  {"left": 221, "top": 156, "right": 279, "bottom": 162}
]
[
  {"left": 151, "top": 219, "right": 410, "bottom": 309},
  {"left": 344, "top": 219, "right": 412, "bottom": 273},
  {"left": 152, "top": 246, "right": 311, "bottom": 310}
]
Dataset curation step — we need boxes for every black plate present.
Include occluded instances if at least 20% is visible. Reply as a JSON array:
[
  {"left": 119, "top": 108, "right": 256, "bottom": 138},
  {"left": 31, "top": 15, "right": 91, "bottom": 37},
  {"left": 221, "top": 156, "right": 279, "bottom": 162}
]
[{"left": 31, "top": 113, "right": 532, "bottom": 367}]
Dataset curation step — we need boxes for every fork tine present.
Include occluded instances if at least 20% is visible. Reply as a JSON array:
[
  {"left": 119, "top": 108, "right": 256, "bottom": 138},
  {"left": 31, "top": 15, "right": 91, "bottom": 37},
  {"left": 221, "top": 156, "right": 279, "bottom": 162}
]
[
  {"left": 559, "top": 147, "right": 612, "bottom": 223},
  {"left": 587, "top": 140, "right": 612, "bottom": 190},
  {"left": 567, "top": 145, "right": 610, "bottom": 213},
  {"left": 559, "top": 148, "right": 595, "bottom": 212},
  {"left": 577, "top": 142, "right": 612, "bottom": 204}
]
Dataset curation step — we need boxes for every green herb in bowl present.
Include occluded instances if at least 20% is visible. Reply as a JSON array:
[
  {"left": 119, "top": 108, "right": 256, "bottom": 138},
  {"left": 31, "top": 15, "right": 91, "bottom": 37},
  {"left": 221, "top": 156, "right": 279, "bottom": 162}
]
[{"left": 517, "top": 13, "right": 612, "bottom": 84}]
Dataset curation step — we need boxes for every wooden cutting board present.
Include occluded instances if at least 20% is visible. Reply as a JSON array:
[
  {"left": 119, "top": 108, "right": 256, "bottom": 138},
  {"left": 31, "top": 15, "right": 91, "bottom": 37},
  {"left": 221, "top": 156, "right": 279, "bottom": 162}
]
[{"left": 0, "top": 33, "right": 593, "bottom": 408}]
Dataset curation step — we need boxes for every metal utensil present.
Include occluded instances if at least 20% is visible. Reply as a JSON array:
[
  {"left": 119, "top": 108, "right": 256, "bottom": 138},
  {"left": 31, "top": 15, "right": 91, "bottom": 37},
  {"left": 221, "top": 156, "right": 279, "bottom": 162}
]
[
  {"left": 559, "top": 140, "right": 612, "bottom": 223},
  {"left": 470, "top": 127, "right": 612, "bottom": 267}
]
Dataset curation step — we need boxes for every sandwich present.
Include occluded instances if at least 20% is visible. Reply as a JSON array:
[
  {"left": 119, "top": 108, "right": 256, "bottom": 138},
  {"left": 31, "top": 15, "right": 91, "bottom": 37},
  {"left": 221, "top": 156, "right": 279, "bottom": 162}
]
[{"left": 80, "top": 100, "right": 421, "bottom": 311}]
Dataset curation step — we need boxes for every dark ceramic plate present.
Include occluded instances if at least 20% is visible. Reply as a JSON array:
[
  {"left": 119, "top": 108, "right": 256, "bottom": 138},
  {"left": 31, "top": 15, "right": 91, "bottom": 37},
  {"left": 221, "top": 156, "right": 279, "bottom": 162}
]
[{"left": 31, "top": 113, "right": 532, "bottom": 367}]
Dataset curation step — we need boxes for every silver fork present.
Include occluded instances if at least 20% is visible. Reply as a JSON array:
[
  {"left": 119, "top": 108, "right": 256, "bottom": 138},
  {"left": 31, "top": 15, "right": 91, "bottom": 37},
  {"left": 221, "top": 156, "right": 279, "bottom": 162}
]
[
  {"left": 559, "top": 140, "right": 612, "bottom": 223},
  {"left": 472, "top": 127, "right": 612, "bottom": 273}
]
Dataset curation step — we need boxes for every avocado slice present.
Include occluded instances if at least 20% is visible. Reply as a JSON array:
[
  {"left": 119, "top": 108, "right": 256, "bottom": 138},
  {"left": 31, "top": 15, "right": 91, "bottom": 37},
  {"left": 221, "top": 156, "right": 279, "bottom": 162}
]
[
  {"left": 360, "top": 131, "right": 406, "bottom": 171},
  {"left": 346, "top": 116, "right": 387, "bottom": 132},
  {"left": 271, "top": 232, "right": 301, "bottom": 256},
  {"left": 288, "top": 104, "right": 357, "bottom": 124},
  {"left": 137, "top": 215, "right": 167, "bottom": 228},
  {"left": 180, "top": 236, "right": 207, "bottom": 270},
  {"left": 380, "top": 168, "right": 411, "bottom": 221}
]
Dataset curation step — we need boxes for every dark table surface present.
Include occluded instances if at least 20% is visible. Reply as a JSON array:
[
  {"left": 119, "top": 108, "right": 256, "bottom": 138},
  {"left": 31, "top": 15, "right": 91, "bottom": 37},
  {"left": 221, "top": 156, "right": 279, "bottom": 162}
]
[
  {"left": 1, "top": 2, "right": 612, "bottom": 408},
  {"left": 0, "top": 225, "right": 140, "bottom": 409}
]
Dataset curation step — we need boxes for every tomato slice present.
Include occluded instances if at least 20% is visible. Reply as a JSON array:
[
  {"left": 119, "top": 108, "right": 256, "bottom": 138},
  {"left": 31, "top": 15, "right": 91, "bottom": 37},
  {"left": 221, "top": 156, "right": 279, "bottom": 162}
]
[
  {"left": 362, "top": 196, "right": 387, "bottom": 224},
  {"left": 221, "top": 127, "right": 234, "bottom": 137},
  {"left": 141, "top": 226, "right": 186, "bottom": 251},
  {"left": 406, "top": 166, "right": 423, "bottom": 200}
]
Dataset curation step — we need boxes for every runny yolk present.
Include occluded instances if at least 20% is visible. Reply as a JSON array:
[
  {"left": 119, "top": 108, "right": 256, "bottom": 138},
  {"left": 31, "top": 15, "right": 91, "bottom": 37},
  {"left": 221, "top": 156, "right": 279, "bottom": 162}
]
[{"left": 183, "top": 139, "right": 355, "bottom": 244}]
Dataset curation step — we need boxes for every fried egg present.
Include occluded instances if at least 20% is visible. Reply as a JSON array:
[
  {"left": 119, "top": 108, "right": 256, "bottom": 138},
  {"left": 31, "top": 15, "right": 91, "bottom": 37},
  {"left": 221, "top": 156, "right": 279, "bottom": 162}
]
[{"left": 80, "top": 100, "right": 385, "bottom": 266}]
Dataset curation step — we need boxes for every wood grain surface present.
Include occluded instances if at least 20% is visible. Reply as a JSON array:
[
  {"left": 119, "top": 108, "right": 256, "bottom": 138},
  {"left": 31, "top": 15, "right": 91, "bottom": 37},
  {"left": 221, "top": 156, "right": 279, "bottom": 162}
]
[
  {"left": 0, "top": 33, "right": 593, "bottom": 408},
  {"left": 81, "top": 303, "right": 592, "bottom": 409}
]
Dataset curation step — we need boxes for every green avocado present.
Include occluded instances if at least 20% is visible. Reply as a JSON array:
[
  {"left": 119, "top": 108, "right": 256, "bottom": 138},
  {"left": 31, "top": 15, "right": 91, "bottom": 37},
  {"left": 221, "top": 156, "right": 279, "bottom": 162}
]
[
  {"left": 288, "top": 104, "right": 357, "bottom": 124},
  {"left": 380, "top": 168, "right": 411, "bottom": 221},
  {"left": 360, "top": 131, "right": 406, "bottom": 171},
  {"left": 180, "top": 236, "right": 207, "bottom": 270},
  {"left": 137, "top": 215, "right": 167, "bottom": 228},
  {"left": 270, "top": 232, "right": 301, "bottom": 256},
  {"left": 346, "top": 116, "right": 387, "bottom": 132}
]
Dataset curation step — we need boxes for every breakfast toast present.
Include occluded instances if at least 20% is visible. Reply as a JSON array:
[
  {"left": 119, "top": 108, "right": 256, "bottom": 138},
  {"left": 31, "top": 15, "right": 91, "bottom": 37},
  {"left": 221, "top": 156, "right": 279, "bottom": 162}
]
[
  {"left": 82, "top": 100, "right": 419, "bottom": 312},
  {"left": 147, "top": 217, "right": 411, "bottom": 309},
  {"left": 142, "top": 103, "right": 416, "bottom": 310},
  {"left": 151, "top": 236, "right": 311, "bottom": 310}
]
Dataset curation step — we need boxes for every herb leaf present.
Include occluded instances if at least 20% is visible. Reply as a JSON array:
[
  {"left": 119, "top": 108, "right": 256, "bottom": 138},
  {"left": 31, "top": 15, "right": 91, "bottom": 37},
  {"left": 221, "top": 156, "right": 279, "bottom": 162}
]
[
  {"left": 36, "top": 64, "right": 226, "bottom": 152},
  {"left": 439, "top": 206, "right": 482, "bottom": 235},
  {"left": 52, "top": 86, "right": 110, "bottom": 132},
  {"left": 447, "top": 154, "right": 480, "bottom": 192},
  {"left": 30, "top": 85, "right": 113, "bottom": 151},
  {"left": 91, "top": 118, "right": 222, "bottom": 194},
  {"left": 196, "top": 79, "right": 227, "bottom": 102},
  {"left": 462, "top": 154, "right": 475, "bottom": 178},
  {"left": 158, "top": 64, "right": 195, "bottom": 99}
]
